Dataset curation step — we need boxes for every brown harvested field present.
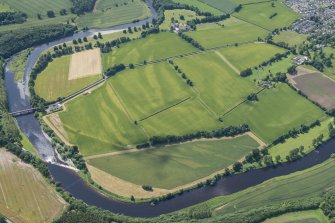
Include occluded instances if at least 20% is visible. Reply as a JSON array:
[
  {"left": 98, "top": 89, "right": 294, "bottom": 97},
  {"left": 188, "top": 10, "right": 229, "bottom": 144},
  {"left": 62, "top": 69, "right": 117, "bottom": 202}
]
[
  {"left": 0, "top": 149, "right": 66, "bottom": 223},
  {"left": 68, "top": 48, "right": 102, "bottom": 80},
  {"left": 291, "top": 72, "right": 335, "bottom": 110}
]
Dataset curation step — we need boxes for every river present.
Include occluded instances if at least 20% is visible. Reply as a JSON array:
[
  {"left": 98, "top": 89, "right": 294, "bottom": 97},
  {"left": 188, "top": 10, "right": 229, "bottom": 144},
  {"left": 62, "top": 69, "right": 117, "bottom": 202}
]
[{"left": 4, "top": 0, "right": 335, "bottom": 218}]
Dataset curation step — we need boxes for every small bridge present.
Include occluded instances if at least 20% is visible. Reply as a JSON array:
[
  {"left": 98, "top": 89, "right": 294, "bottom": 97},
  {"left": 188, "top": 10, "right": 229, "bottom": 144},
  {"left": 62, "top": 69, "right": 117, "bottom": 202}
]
[{"left": 8, "top": 108, "right": 36, "bottom": 117}]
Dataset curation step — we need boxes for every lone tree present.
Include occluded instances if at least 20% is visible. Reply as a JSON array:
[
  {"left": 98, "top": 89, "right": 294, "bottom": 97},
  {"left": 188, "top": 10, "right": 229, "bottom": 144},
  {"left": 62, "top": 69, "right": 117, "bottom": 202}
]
[
  {"left": 287, "top": 65, "right": 297, "bottom": 75},
  {"left": 247, "top": 93, "right": 258, "bottom": 101},
  {"left": 47, "top": 10, "right": 55, "bottom": 18}
]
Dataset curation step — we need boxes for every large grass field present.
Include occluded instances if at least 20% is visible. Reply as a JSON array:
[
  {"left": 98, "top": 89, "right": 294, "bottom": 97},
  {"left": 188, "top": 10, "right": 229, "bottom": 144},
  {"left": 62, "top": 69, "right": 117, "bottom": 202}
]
[
  {"left": 59, "top": 82, "right": 148, "bottom": 156},
  {"left": 111, "top": 62, "right": 193, "bottom": 120},
  {"left": 222, "top": 83, "right": 325, "bottom": 143},
  {"left": 269, "top": 117, "right": 333, "bottom": 160},
  {"left": 199, "top": 0, "right": 236, "bottom": 13},
  {"left": 234, "top": 1, "right": 300, "bottom": 30},
  {"left": 273, "top": 31, "right": 308, "bottom": 47},
  {"left": 217, "top": 43, "right": 287, "bottom": 71},
  {"left": 160, "top": 9, "right": 203, "bottom": 30},
  {"left": 0, "top": 149, "right": 65, "bottom": 223},
  {"left": 209, "top": 158, "right": 335, "bottom": 217},
  {"left": 263, "top": 210, "right": 330, "bottom": 223},
  {"left": 172, "top": 0, "right": 223, "bottom": 16},
  {"left": 185, "top": 17, "right": 269, "bottom": 49},
  {"left": 174, "top": 51, "right": 259, "bottom": 114},
  {"left": 102, "top": 32, "right": 198, "bottom": 68},
  {"left": 35, "top": 55, "right": 101, "bottom": 102},
  {"left": 76, "top": 0, "right": 151, "bottom": 29},
  {"left": 0, "top": 0, "right": 72, "bottom": 18},
  {"left": 141, "top": 98, "right": 220, "bottom": 136},
  {"left": 88, "top": 135, "right": 259, "bottom": 189}
]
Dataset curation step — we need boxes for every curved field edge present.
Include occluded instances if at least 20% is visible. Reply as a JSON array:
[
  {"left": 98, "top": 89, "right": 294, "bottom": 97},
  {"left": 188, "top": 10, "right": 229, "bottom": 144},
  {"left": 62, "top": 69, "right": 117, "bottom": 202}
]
[
  {"left": 206, "top": 157, "right": 335, "bottom": 216},
  {"left": 86, "top": 134, "right": 260, "bottom": 192}
]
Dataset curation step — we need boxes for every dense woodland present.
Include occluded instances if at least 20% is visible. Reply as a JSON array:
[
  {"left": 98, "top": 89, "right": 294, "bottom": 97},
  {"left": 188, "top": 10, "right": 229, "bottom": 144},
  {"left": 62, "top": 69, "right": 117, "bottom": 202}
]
[
  {"left": 0, "top": 12, "right": 27, "bottom": 26},
  {"left": 71, "top": 0, "right": 96, "bottom": 15},
  {"left": 0, "top": 24, "right": 76, "bottom": 58}
]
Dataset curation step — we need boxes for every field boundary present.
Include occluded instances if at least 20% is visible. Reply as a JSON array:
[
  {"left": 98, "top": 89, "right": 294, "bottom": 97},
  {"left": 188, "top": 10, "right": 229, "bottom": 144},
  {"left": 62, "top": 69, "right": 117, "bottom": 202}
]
[{"left": 139, "top": 96, "right": 191, "bottom": 122}]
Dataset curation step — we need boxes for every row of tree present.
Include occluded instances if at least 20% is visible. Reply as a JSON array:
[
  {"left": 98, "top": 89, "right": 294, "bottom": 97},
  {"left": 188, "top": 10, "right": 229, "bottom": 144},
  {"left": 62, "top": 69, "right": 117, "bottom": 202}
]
[{"left": 137, "top": 124, "right": 250, "bottom": 148}]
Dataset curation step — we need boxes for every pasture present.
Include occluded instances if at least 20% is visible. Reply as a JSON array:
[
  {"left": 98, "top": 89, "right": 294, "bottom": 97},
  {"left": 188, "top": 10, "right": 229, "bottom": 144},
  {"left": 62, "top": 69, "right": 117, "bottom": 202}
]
[
  {"left": 174, "top": 51, "right": 258, "bottom": 114},
  {"left": 0, "top": 149, "right": 66, "bottom": 223},
  {"left": 269, "top": 117, "right": 333, "bottom": 160},
  {"left": 234, "top": 1, "right": 300, "bottom": 30},
  {"left": 273, "top": 31, "right": 308, "bottom": 47},
  {"left": 35, "top": 55, "right": 101, "bottom": 102},
  {"left": 222, "top": 83, "right": 325, "bottom": 143},
  {"left": 249, "top": 55, "right": 294, "bottom": 81},
  {"left": 210, "top": 158, "right": 335, "bottom": 216},
  {"left": 141, "top": 98, "right": 220, "bottom": 136},
  {"left": 322, "top": 47, "right": 335, "bottom": 80},
  {"left": 88, "top": 135, "right": 259, "bottom": 189},
  {"left": 199, "top": 0, "right": 236, "bottom": 13},
  {"left": 185, "top": 17, "right": 269, "bottom": 49},
  {"left": 291, "top": 72, "right": 335, "bottom": 110},
  {"left": 111, "top": 62, "right": 193, "bottom": 120},
  {"left": 172, "top": 0, "right": 222, "bottom": 16},
  {"left": 263, "top": 210, "right": 330, "bottom": 223},
  {"left": 160, "top": 9, "right": 203, "bottom": 30},
  {"left": 77, "top": 0, "right": 151, "bottom": 29},
  {"left": 59, "top": 82, "right": 148, "bottom": 156},
  {"left": 102, "top": 32, "right": 197, "bottom": 68},
  {"left": 217, "top": 43, "right": 286, "bottom": 71},
  {"left": 0, "top": 3, "right": 12, "bottom": 12},
  {"left": 0, "top": 0, "right": 72, "bottom": 18}
]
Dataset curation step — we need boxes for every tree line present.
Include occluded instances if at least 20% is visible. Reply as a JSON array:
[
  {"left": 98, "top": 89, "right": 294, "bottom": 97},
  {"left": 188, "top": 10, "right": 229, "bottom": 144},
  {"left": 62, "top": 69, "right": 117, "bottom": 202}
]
[{"left": 137, "top": 124, "right": 250, "bottom": 148}]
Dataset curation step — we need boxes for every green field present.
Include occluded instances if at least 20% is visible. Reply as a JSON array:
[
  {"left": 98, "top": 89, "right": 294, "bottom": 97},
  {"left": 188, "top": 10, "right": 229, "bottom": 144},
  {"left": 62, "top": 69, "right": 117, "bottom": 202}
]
[
  {"left": 273, "top": 31, "right": 308, "bottom": 47},
  {"left": 141, "top": 98, "right": 220, "bottom": 136},
  {"left": 174, "top": 51, "right": 259, "bottom": 114},
  {"left": 172, "top": 0, "right": 223, "bottom": 16},
  {"left": 209, "top": 158, "right": 335, "bottom": 217},
  {"left": 222, "top": 83, "right": 325, "bottom": 143},
  {"left": 102, "top": 32, "right": 197, "bottom": 68},
  {"left": 186, "top": 17, "right": 269, "bottom": 49},
  {"left": 76, "top": 0, "right": 151, "bottom": 29},
  {"left": 160, "top": 9, "right": 203, "bottom": 30},
  {"left": 59, "top": 82, "right": 148, "bottom": 156},
  {"left": 0, "top": 3, "right": 12, "bottom": 12},
  {"left": 111, "top": 62, "right": 193, "bottom": 120},
  {"left": 269, "top": 117, "right": 333, "bottom": 160},
  {"left": 0, "top": 0, "right": 72, "bottom": 18},
  {"left": 234, "top": 1, "right": 300, "bottom": 30},
  {"left": 249, "top": 55, "right": 294, "bottom": 81},
  {"left": 217, "top": 43, "right": 287, "bottom": 71},
  {"left": 199, "top": 0, "right": 236, "bottom": 13},
  {"left": 0, "top": 149, "right": 65, "bottom": 223},
  {"left": 88, "top": 135, "right": 259, "bottom": 189},
  {"left": 0, "top": 15, "right": 73, "bottom": 32},
  {"left": 322, "top": 47, "right": 335, "bottom": 80},
  {"left": 263, "top": 210, "right": 330, "bottom": 223},
  {"left": 9, "top": 48, "right": 31, "bottom": 82},
  {"left": 35, "top": 56, "right": 101, "bottom": 102}
]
